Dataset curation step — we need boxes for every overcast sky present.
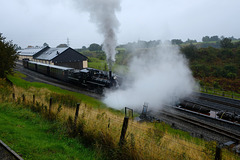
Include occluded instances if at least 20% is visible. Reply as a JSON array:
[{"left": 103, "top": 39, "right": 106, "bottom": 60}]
[{"left": 1, "top": 0, "right": 240, "bottom": 48}]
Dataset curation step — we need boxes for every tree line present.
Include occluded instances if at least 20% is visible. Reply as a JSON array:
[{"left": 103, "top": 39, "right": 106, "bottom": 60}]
[
  {"left": 79, "top": 35, "right": 240, "bottom": 52},
  {"left": 180, "top": 40, "right": 240, "bottom": 92},
  {"left": 78, "top": 37, "right": 240, "bottom": 92},
  {"left": 1, "top": 32, "right": 240, "bottom": 92}
]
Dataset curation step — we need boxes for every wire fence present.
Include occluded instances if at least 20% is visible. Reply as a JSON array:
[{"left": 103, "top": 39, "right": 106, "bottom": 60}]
[
  {"left": 199, "top": 86, "right": 240, "bottom": 100},
  {"left": 0, "top": 90, "right": 236, "bottom": 160}
]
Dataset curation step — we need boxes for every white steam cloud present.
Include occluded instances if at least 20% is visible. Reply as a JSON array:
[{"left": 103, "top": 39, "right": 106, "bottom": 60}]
[
  {"left": 74, "top": 0, "right": 121, "bottom": 69},
  {"left": 103, "top": 43, "right": 196, "bottom": 110}
]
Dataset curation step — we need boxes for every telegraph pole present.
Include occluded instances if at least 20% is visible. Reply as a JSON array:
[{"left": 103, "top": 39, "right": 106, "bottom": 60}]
[{"left": 67, "top": 37, "right": 70, "bottom": 47}]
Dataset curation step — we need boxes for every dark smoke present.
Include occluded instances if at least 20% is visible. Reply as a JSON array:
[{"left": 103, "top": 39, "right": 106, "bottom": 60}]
[{"left": 74, "top": 0, "right": 121, "bottom": 70}]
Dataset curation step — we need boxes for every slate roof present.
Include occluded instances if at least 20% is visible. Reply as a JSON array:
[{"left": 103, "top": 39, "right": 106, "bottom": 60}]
[
  {"left": 35, "top": 47, "right": 68, "bottom": 60},
  {"left": 19, "top": 46, "right": 88, "bottom": 63},
  {"left": 52, "top": 48, "right": 88, "bottom": 63},
  {"left": 17, "top": 46, "right": 47, "bottom": 56}
]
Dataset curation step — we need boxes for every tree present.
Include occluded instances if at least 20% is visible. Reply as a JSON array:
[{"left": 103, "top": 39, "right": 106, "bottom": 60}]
[
  {"left": 220, "top": 38, "right": 233, "bottom": 48},
  {"left": 210, "top": 35, "right": 220, "bottom": 41},
  {"left": 43, "top": 42, "right": 49, "bottom": 47},
  {"left": 202, "top": 36, "right": 210, "bottom": 42},
  {"left": 0, "top": 33, "right": 18, "bottom": 78},
  {"left": 185, "top": 39, "right": 197, "bottom": 43},
  {"left": 229, "top": 36, "right": 237, "bottom": 40},
  {"left": 56, "top": 44, "right": 68, "bottom": 48},
  {"left": 88, "top": 43, "right": 102, "bottom": 51},
  {"left": 137, "top": 40, "right": 147, "bottom": 48},
  {"left": 171, "top": 39, "right": 183, "bottom": 45},
  {"left": 233, "top": 41, "right": 240, "bottom": 48},
  {"left": 224, "top": 65, "right": 237, "bottom": 74},
  {"left": 82, "top": 46, "right": 87, "bottom": 50},
  {"left": 180, "top": 44, "right": 197, "bottom": 60}
]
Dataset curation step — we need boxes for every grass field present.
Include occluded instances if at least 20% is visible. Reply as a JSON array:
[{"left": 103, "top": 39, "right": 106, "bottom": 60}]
[
  {"left": 7, "top": 73, "right": 112, "bottom": 111},
  {"left": 199, "top": 86, "right": 240, "bottom": 100},
  {"left": 1, "top": 74, "right": 240, "bottom": 160},
  {"left": 0, "top": 102, "right": 101, "bottom": 160}
]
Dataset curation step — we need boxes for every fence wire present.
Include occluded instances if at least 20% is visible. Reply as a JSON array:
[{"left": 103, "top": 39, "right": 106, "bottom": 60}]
[{"left": 0, "top": 92, "right": 218, "bottom": 160}]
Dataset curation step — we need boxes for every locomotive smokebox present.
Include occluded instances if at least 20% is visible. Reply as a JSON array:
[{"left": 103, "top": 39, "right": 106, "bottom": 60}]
[{"left": 109, "top": 71, "right": 112, "bottom": 79}]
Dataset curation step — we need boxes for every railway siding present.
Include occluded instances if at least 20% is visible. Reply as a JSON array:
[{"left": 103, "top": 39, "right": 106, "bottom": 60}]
[
  {"left": 172, "top": 107, "right": 240, "bottom": 136},
  {"left": 198, "top": 92, "right": 240, "bottom": 108},
  {"left": 0, "top": 140, "right": 23, "bottom": 160},
  {"left": 185, "top": 98, "right": 240, "bottom": 114}
]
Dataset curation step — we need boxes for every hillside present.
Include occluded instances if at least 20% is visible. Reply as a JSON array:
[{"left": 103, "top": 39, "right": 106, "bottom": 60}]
[
  {"left": 77, "top": 39, "right": 240, "bottom": 94},
  {"left": 181, "top": 45, "right": 240, "bottom": 93},
  {"left": 1, "top": 74, "right": 239, "bottom": 159}
]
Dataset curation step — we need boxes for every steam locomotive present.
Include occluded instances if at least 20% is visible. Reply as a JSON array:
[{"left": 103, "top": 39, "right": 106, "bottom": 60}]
[{"left": 22, "top": 59, "right": 119, "bottom": 94}]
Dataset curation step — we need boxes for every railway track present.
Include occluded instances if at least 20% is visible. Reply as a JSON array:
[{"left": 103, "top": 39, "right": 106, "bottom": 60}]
[
  {"left": 14, "top": 63, "right": 102, "bottom": 100},
  {"left": 15, "top": 61, "right": 240, "bottom": 144},
  {"left": 0, "top": 140, "right": 23, "bottom": 160},
  {"left": 159, "top": 108, "right": 240, "bottom": 143},
  {"left": 197, "top": 92, "right": 240, "bottom": 109},
  {"left": 183, "top": 92, "right": 240, "bottom": 116}
]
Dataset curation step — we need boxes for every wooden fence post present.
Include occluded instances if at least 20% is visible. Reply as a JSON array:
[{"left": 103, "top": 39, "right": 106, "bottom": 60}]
[
  {"left": 215, "top": 144, "right": 222, "bottom": 160},
  {"left": 22, "top": 94, "right": 25, "bottom": 103},
  {"left": 125, "top": 107, "right": 134, "bottom": 119},
  {"left": 12, "top": 93, "right": 15, "bottom": 101},
  {"left": 119, "top": 117, "right": 129, "bottom": 146},
  {"left": 49, "top": 97, "right": 52, "bottom": 115},
  {"left": 74, "top": 103, "right": 80, "bottom": 131},
  {"left": 33, "top": 95, "right": 35, "bottom": 104},
  {"left": 108, "top": 118, "right": 110, "bottom": 128}
]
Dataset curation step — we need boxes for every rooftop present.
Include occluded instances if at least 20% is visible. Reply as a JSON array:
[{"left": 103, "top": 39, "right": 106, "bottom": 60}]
[
  {"left": 35, "top": 47, "right": 68, "bottom": 60},
  {"left": 17, "top": 46, "right": 47, "bottom": 56}
]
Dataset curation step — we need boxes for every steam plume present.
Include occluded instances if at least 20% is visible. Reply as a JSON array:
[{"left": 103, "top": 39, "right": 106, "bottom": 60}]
[
  {"left": 75, "top": 0, "right": 121, "bottom": 70},
  {"left": 103, "top": 42, "right": 197, "bottom": 110}
]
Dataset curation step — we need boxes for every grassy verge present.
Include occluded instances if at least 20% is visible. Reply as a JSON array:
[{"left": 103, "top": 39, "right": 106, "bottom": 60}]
[
  {"left": 199, "top": 86, "right": 240, "bottom": 100},
  {"left": 2, "top": 75, "right": 240, "bottom": 160},
  {"left": 88, "top": 57, "right": 128, "bottom": 74},
  {"left": 88, "top": 58, "right": 107, "bottom": 71},
  {"left": 0, "top": 102, "right": 101, "bottom": 160},
  {"left": 7, "top": 73, "right": 117, "bottom": 112}
]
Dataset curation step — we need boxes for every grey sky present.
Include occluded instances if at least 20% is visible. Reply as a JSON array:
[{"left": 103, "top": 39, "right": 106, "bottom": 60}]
[{"left": 1, "top": 0, "right": 239, "bottom": 48}]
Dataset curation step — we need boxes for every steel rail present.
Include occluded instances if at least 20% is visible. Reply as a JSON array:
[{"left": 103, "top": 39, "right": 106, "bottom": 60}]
[{"left": 159, "top": 109, "right": 240, "bottom": 143}]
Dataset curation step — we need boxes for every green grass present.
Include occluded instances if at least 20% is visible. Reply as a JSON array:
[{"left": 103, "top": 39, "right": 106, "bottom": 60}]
[
  {"left": 2, "top": 76, "right": 240, "bottom": 159},
  {"left": 199, "top": 86, "right": 240, "bottom": 100},
  {"left": 7, "top": 73, "right": 123, "bottom": 115},
  {"left": 88, "top": 58, "right": 107, "bottom": 71},
  {"left": 0, "top": 102, "right": 101, "bottom": 160},
  {"left": 7, "top": 73, "right": 105, "bottom": 108},
  {"left": 88, "top": 57, "right": 128, "bottom": 74},
  {"left": 153, "top": 122, "right": 205, "bottom": 145}
]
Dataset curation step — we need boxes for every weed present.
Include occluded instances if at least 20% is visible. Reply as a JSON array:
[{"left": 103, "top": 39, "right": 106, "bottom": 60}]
[
  {"left": 3, "top": 75, "right": 240, "bottom": 160},
  {"left": 0, "top": 103, "right": 100, "bottom": 160}
]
